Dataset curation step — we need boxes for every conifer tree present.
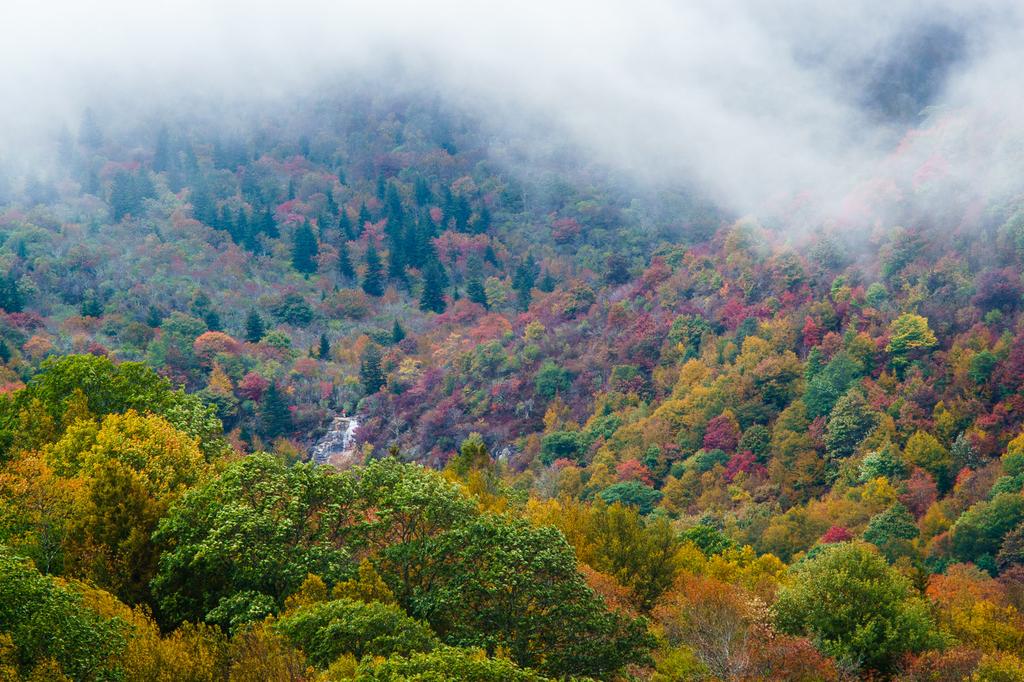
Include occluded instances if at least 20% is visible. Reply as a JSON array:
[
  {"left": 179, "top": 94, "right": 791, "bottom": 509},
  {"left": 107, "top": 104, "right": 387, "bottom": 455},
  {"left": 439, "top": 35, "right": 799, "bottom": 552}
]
[
  {"left": 337, "top": 240, "right": 354, "bottom": 280},
  {"left": 362, "top": 245, "right": 384, "bottom": 297},
  {"left": 359, "top": 344, "right": 385, "bottom": 394},
  {"left": 318, "top": 334, "right": 331, "bottom": 360},
  {"left": 245, "top": 309, "right": 266, "bottom": 343},
  {"left": 291, "top": 222, "right": 319, "bottom": 274},
  {"left": 391, "top": 319, "right": 406, "bottom": 344},
  {"left": 419, "top": 260, "right": 447, "bottom": 313},
  {"left": 260, "top": 383, "right": 292, "bottom": 438}
]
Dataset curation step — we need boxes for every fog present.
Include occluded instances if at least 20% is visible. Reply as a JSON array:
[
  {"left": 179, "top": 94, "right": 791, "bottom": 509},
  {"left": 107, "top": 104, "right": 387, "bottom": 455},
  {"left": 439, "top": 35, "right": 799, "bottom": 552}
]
[{"left": 3, "top": 0, "right": 1023, "bottom": 226}]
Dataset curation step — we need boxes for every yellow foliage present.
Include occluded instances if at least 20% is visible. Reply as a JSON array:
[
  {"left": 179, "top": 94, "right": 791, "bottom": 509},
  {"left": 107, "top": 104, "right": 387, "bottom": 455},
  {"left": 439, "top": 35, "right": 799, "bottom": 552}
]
[{"left": 332, "top": 559, "right": 396, "bottom": 605}]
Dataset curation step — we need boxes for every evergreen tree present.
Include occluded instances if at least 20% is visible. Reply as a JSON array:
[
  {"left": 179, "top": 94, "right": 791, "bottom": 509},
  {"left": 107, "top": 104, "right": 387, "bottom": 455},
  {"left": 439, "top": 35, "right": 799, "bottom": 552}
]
[
  {"left": 337, "top": 240, "right": 354, "bottom": 280},
  {"left": 318, "top": 334, "right": 331, "bottom": 360},
  {"left": 153, "top": 126, "right": 171, "bottom": 172},
  {"left": 414, "top": 177, "right": 432, "bottom": 206},
  {"left": 0, "top": 340, "right": 9, "bottom": 364},
  {"left": 292, "top": 222, "right": 320, "bottom": 274},
  {"left": 0, "top": 274, "right": 24, "bottom": 313},
  {"left": 419, "top": 260, "right": 447, "bottom": 313},
  {"left": 362, "top": 245, "right": 385, "bottom": 297},
  {"left": 146, "top": 306, "right": 164, "bottom": 328},
  {"left": 467, "top": 275, "right": 488, "bottom": 309},
  {"left": 260, "top": 383, "right": 292, "bottom": 439},
  {"left": 391, "top": 319, "right": 406, "bottom": 344},
  {"left": 513, "top": 254, "right": 539, "bottom": 311},
  {"left": 245, "top": 309, "right": 266, "bottom": 343},
  {"left": 359, "top": 344, "right": 385, "bottom": 394},
  {"left": 357, "top": 204, "right": 371, "bottom": 235},
  {"left": 338, "top": 210, "right": 353, "bottom": 240},
  {"left": 260, "top": 208, "right": 279, "bottom": 239}
]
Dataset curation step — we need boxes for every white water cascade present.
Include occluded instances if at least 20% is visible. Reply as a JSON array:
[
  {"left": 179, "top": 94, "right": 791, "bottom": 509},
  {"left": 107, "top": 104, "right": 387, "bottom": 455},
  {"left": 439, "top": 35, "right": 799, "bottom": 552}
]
[{"left": 309, "top": 415, "right": 360, "bottom": 467}]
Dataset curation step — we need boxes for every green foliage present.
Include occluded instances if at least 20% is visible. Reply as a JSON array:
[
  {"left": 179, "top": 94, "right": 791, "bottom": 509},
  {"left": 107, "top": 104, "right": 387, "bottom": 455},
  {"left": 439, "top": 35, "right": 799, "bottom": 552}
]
[
  {"left": 244, "top": 309, "right": 265, "bottom": 343},
  {"left": 597, "top": 481, "right": 663, "bottom": 515},
  {"left": 950, "top": 493, "right": 1024, "bottom": 568},
  {"left": 904, "top": 431, "right": 953, "bottom": 490},
  {"left": 360, "top": 344, "right": 386, "bottom": 395},
  {"left": 0, "top": 545, "right": 126, "bottom": 680},
  {"left": 269, "top": 293, "right": 315, "bottom": 327},
  {"left": 393, "top": 513, "right": 654, "bottom": 678},
  {"left": 291, "top": 222, "right": 319, "bottom": 274},
  {"left": 539, "top": 430, "right": 588, "bottom": 465},
  {"left": 362, "top": 245, "right": 385, "bottom": 297},
  {"left": 534, "top": 361, "right": 571, "bottom": 401},
  {"left": 277, "top": 597, "right": 439, "bottom": 667},
  {"left": 886, "top": 313, "right": 937, "bottom": 373},
  {"left": 0, "top": 354, "right": 225, "bottom": 459},
  {"left": 773, "top": 542, "right": 939, "bottom": 674},
  {"left": 355, "top": 646, "right": 552, "bottom": 681},
  {"left": 859, "top": 445, "right": 907, "bottom": 482},
  {"left": 804, "top": 351, "right": 863, "bottom": 418},
  {"left": 862, "top": 503, "right": 918, "bottom": 560},
  {"left": 824, "top": 389, "right": 876, "bottom": 459},
  {"left": 679, "top": 523, "right": 737, "bottom": 556},
  {"left": 152, "top": 454, "right": 359, "bottom": 628},
  {"left": 259, "top": 383, "right": 292, "bottom": 439}
]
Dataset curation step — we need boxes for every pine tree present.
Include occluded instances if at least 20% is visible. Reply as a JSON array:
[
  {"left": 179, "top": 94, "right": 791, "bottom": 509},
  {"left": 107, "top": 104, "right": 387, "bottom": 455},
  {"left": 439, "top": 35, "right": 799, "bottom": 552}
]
[
  {"left": 419, "top": 260, "right": 447, "bottom": 313},
  {"left": 337, "top": 240, "right": 354, "bottom": 280},
  {"left": 357, "top": 203, "right": 371, "bottom": 235},
  {"left": 146, "top": 306, "right": 164, "bottom": 328},
  {"left": 245, "top": 309, "right": 266, "bottom": 343},
  {"left": 318, "top": 334, "right": 331, "bottom": 360},
  {"left": 260, "top": 383, "right": 292, "bottom": 438},
  {"left": 362, "top": 245, "right": 384, "bottom": 297},
  {"left": 338, "top": 210, "right": 353, "bottom": 240},
  {"left": 291, "top": 222, "right": 320, "bottom": 274},
  {"left": 359, "top": 345, "right": 385, "bottom": 394},
  {"left": 260, "top": 208, "right": 279, "bottom": 239},
  {"left": 391, "top": 319, "right": 406, "bottom": 344},
  {"left": 153, "top": 126, "right": 171, "bottom": 172},
  {"left": 467, "top": 276, "right": 488, "bottom": 309}
]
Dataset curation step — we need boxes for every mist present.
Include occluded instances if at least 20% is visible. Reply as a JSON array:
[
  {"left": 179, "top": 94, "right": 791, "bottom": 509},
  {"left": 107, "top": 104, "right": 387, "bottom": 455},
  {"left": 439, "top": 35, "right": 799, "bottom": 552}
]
[{"left": 4, "top": 0, "right": 1023, "bottom": 228}]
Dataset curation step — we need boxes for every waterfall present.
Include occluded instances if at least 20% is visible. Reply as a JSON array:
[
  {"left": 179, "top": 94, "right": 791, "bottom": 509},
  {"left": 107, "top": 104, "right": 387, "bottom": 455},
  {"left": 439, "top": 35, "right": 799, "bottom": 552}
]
[{"left": 310, "top": 415, "right": 360, "bottom": 467}]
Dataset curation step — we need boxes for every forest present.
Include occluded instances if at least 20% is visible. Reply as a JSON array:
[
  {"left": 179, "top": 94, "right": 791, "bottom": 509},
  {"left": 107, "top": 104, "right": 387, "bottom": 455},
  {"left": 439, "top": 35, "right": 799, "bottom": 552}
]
[{"left": 0, "top": 74, "right": 1023, "bottom": 681}]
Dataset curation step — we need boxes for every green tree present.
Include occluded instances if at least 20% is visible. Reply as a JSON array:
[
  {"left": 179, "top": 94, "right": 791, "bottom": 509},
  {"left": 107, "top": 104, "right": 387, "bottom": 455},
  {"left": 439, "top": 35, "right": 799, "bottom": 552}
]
[
  {"left": 291, "top": 221, "right": 319, "bottom": 274},
  {"left": 419, "top": 260, "right": 447, "bottom": 314},
  {"left": 244, "top": 309, "right": 265, "bottom": 343},
  {"left": 356, "top": 646, "right": 551, "bottom": 681},
  {"left": 0, "top": 546, "right": 126, "bottom": 680},
  {"left": 597, "top": 482, "right": 663, "bottom": 516},
  {"left": 359, "top": 345, "right": 385, "bottom": 395},
  {"left": 260, "top": 383, "right": 292, "bottom": 439},
  {"left": 773, "top": 542, "right": 939, "bottom": 674},
  {"left": 467, "top": 275, "right": 489, "bottom": 309},
  {"left": 277, "top": 597, "right": 438, "bottom": 668},
  {"left": 151, "top": 454, "right": 359, "bottom": 628},
  {"left": 534, "top": 361, "right": 571, "bottom": 401},
  {"left": 886, "top": 313, "right": 937, "bottom": 374},
  {"left": 391, "top": 319, "right": 406, "bottom": 344},
  {"left": 338, "top": 239, "right": 354, "bottom": 279},
  {"left": 904, "top": 431, "right": 953, "bottom": 491},
  {"left": 362, "top": 245, "right": 385, "bottom": 297},
  {"left": 318, "top": 334, "right": 331, "bottom": 360},
  {"left": 950, "top": 493, "right": 1024, "bottom": 567},
  {"left": 862, "top": 503, "right": 919, "bottom": 561},
  {"left": 824, "top": 388, "right": 876, "bottom": 459},
  {"left": 451, "top": 433, "right": 491, "bottom": 478},
  {"left": 393, "top": 514, "right": 654, "bottom": 678}
]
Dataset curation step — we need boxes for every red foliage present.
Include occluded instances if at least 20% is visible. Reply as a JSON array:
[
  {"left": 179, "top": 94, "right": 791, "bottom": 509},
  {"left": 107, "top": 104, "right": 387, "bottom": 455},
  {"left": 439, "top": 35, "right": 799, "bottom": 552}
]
[
  {"left": 237, "top": 372, "right": 269, "bottom": 401},
  {"left": 801, "top": 316, "right": 822, "bottom": 348},
  {"left": 820, "top": 525, "right": 853, "bottom": 544},
  {"left": 900, "top": 467, "right": 939, "bottom": 518},
  {"left": 723, "top": 451, "right": 765, "bottom": 483},
  {"left": 615, "top": 459, "right": 653, "bottom": 485},
  {"left": 703, "top": 414, "right": 740, "bottom": 453}
]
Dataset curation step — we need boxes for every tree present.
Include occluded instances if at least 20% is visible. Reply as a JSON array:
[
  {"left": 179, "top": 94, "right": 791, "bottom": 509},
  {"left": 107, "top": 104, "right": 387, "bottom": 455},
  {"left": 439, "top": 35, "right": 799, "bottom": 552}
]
[
  {"left": 886, "top": 313, "right": 937, "bottom": 374},
  {"left": 338, "top": 240, "right": 354, "bottom": 280},
  {"left": 276, "top": 597, "right": 438, "bottom": 667},
  {"left": 419, "top": 260, "right": 447, "bottom": 313},
  {"left": 260, "top": 383, "right": 292, "bottom": 439},
  {"left": 597, "top": 482, "right": 663, "bottom": 516},
  {"left": 359, "top": 345, "right": 385, "bottom": 395},
  {"left": 825, "top": 389, "right": 876, "bottom": 460},
  {"left": 863, "top": 503, "right": 919, "bottom": 560},
  {"left": 152, "top": 454, "right": 359, "bottom": 628},
  {"left": 391, "top": 320, "right": 406, "bottom": 344},
  {"left": 392, "top": 514, "right": 654, "bottom": 678},
  {"left": 362, "top": 245, "right": 384, "bottom": 297},
  {"left": 0, "top": 546, "right": 126, "bottom": 680},
  {"left": 318, "top": 334, "right": 331, "bottom": 360},
  {"left": 291, "top": 222, "right": 319, "bottom": 274},
  {"left": 467, "top": 275, "right": 489, "bottom": 309},
  {"left": 950, "top": 493, "right": 1024, "bottom": 567},
  {"left": 356, "top": 646, "right": 551, "bottom": 681},
  {"left": 904, "top": 431, "right": 953, "bottom": 491},
  {"left": 773, "top": 542, "right": 939, "bottom": 674},
  {"left": 451, "top": 433, "right": 490, "bottom": 478},
  {"left": 535, "top": 361, "right": 571, "bottom": 401},
  {"left": 244, "top": 309, "right": 265, "bottom": 343}
]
